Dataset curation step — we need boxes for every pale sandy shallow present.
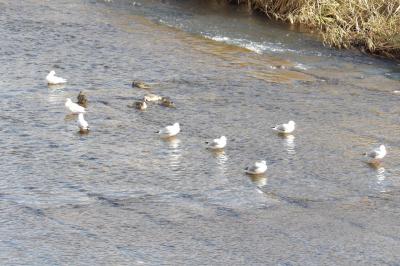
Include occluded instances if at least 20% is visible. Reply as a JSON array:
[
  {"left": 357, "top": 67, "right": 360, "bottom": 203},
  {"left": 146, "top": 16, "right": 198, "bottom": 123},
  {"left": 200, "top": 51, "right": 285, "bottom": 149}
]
[{"left": 0, "top": 0, "right": 399, "bottom": 265}]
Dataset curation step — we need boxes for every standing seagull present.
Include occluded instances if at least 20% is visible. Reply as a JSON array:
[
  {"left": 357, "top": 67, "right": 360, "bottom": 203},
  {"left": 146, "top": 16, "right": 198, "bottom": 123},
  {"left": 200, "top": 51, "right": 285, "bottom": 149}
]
[
  {"left": 158, "top": 123, "right": 180, "bottom": 138},
  {"left": 364, "top": 144, "right": 387, "bottom": 163},
  {"left": 206, "top": 136, "right": 227, "bottom": 150},
  {"left": 272, "top": 120, "right": 296, "bottom": 134},
  {"left": 46, "top": 70, "right": 67, "bottom": 85},
  {"left": 65, "top": 98, "right": 85, "bottom": 114},
  {"left": 77, "top": 113, "right": 89, "bottom": 133},
  {"left": 245, "top": 160, "right": 268, "bottom": 175}
]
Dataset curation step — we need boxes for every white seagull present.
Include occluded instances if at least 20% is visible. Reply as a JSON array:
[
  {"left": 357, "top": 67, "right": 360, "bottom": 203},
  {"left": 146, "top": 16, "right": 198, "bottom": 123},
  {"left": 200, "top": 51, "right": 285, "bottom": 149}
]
[
  {"left": 77, "top": 113, "right": 89, "bottom": 132},
  {"left": 65, "top": 98, "right": 86, "bottom": 114},
  {"left": 272, "top": 120, "right": 296, "bottom": 134},
  {"left": 158, "top": 122, "right": 180, "bottom": 138},
  {"left": 245, "top": 160, "right": 268, "bottom": 175},
  {"left": 143, "top": 94, "right": 162, "bottom": 102},
  {"left": 364, "top": 144, "right": 387, "bottom": 163},
  {"left": 206, "top": 136, "right": 227, "bottom": 150},
  {"left": 46, "top": 70, "right": 67, "bottom": 85}
]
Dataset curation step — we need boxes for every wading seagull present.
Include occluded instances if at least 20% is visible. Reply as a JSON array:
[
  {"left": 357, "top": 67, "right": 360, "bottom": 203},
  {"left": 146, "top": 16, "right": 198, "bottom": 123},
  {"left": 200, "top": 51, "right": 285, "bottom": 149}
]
[
  {"left": 272, "top": 120, "right": 296, "bottom": 134},
  {"left": 157, "top": 122, "right": 180, "bottom": 138},
  {"left": 46, "top": 70, "right": 67, "bottom": 85},
  {"left": 245, "top": 160, "right": 267, "bottom": 175},
  {"left": 206, "top": 136, "right": 227, "bottom": 150},
  {"left": 77, "top": 113, "right": 89, "bottom": 132},
  {"left": 364, "top": 144, "right": 387, "bottom": 163},
  {"left": 65, "top": 98, "right": 85, "bottom": 114}
]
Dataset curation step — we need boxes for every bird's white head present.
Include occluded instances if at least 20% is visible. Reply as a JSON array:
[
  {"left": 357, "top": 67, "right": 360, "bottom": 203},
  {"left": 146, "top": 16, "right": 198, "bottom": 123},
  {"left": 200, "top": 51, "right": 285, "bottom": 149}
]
[
  {"left": 173, "top": 122, "right": 180, "bottom": 128},
  {"left": 49, "top": 70, "right": 55, "bottom": 76},
  {"left": 65, "top": 98, "right": 72, "bottom": 104},
  {"left": 220, "top": 136, "right": 227, "bottom": 141},
  {"left": 260, "top": 160, "right": 267, "bottom": 165},
  {"left": 380, "top": 144, "right": 386, "bottom": 151}
]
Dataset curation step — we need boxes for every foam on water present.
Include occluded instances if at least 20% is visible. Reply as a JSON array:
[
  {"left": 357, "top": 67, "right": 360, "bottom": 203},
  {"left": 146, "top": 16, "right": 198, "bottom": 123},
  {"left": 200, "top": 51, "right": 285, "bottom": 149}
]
[{"left": 204, "top": 34, "right": 296, "bottom": 54}]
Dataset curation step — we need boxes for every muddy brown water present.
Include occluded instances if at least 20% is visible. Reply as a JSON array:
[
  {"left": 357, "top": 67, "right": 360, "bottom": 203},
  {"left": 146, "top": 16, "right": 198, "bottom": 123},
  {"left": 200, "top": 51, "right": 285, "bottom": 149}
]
[{"left": 0, "top": 0, "right": 400, "bottom": 265}]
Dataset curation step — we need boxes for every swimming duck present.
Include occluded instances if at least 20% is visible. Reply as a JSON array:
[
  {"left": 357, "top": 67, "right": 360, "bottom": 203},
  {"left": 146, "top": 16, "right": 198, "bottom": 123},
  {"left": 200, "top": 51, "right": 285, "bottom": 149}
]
[
  {"left": 77, "top": 91, "right": 88, "bottom": 107},
  {"left": 135, "top": 100, "right": 147, "bottom": 110},
  {"left": 160, "top": 97, "right": 175, "bottom": 108},
  {"left": 132, "top": 80, "right": 151, "bottom": 89}
]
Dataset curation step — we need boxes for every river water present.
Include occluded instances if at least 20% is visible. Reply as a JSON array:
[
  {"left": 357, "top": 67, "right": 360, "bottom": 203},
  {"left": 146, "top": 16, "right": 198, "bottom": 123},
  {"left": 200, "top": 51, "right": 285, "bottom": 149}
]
[{"left": 1, "top": 0, "right": 400, "bottom": 265}]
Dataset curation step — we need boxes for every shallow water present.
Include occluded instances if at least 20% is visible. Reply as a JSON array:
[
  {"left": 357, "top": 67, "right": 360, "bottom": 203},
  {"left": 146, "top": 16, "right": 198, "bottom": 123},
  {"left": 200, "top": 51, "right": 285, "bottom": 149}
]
[{"left": 1, "top": 0, "right": 400, "bottom": 264}]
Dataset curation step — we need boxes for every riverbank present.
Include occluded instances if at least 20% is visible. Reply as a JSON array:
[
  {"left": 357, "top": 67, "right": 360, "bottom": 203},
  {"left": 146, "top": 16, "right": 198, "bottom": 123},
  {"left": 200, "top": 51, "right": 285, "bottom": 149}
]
[{"left": 229, "top": 0, "right": 400, "bottom": 59}]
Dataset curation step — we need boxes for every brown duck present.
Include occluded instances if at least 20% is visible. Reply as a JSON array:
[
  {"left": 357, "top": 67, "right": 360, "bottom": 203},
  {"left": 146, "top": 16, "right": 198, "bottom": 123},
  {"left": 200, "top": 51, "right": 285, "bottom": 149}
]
[
  {"left": 132, "top": 80, "right": 151, "bottom": 89},
  {"left": 160, "top": 97, "right": 175, "bottom": 108},
  {"left": 77, "top": 91, "right": 88, "bottom": 107}
]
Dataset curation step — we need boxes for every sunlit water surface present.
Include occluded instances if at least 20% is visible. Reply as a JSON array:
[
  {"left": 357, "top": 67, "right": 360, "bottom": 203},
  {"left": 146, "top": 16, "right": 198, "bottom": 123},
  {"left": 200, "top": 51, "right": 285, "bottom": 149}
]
[{"left": 0, "top": 0, "right": 400, "bottom": 264}]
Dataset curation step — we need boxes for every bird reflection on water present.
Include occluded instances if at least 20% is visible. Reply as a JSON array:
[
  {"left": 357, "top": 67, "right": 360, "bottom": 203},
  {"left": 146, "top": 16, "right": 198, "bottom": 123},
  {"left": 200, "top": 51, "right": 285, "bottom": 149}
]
[
  {"left": 249, "top": 174, "right": 267, "bottom": 188},
  {"left": 212, "top": 149, "right": 229, "bottom": 174},
  {"left": 163, "top": 137, "right": 182, "bottom": 170},
  {"left": 374, "top": 166, "right": 388, "bottom": 193},
  {"left": 282, "top": 134, "right": 296, "bottom": 157}
]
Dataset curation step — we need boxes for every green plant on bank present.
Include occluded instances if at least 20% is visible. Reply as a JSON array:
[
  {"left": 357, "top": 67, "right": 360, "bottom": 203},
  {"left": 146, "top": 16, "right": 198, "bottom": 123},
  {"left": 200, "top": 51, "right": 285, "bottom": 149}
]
[{"left": 229, "top": 0, "right": 400, "bottom": 59}]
